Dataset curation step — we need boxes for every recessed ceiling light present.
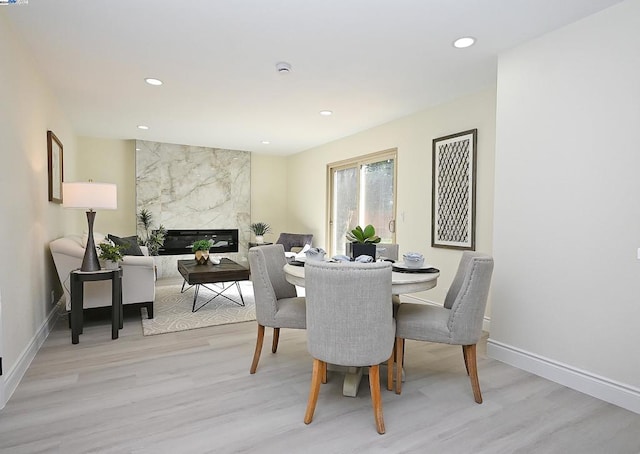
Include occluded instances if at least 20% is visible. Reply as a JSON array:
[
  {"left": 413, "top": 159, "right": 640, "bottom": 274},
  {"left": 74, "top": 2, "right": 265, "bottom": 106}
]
[
  {"left": 261, "top": 140, "right": 270, "bottom": 145},
  {"left": 319, "top": 110, "right": 333, "bottom": 116},
  {"left": 145, "top": 78, "right": 163, "bottom": 86},
  {"left": 135, "top": 148, "right": 140, "bottom": 151},
  {"left": 137, "top": 125, "right": 149, "bottom": 130},
  {"left": 453, "top": 37, "right": 476, "bottom": 48}
]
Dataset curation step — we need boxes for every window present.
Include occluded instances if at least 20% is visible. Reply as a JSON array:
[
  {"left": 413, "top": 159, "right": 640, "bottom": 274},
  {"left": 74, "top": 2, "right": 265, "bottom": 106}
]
[{"left": 327, "top": 149, "right": 397, "bottom": 256}]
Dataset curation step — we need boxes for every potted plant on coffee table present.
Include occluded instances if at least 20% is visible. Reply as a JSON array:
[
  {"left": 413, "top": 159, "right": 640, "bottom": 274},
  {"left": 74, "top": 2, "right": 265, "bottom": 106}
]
[
  {"left": 250, "top": 222, "right": 271, "bottom": 244},
  {"left": 192, "top": 239, "right": 212, "bottom": 265},
  {"left": 98, "top": 240, "right": 125, "bottom": 269},
  {"left": 345, "top": 224, "right": 381, "bottom": 259}
]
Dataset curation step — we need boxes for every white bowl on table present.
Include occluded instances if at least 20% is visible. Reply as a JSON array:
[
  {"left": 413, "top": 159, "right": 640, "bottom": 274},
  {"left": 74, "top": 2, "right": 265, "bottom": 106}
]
[
  {"left": 403, "top": 252, "right": 425, "bottom": 268},
  {"left": 305, "top": 248, "right": 326, "bottom": 262}
]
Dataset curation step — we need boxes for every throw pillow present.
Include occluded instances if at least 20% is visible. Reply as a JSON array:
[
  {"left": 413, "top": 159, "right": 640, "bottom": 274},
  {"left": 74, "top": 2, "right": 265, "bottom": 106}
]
[{"left": 108, "top": 234, "right": 144, "bottom": 256}]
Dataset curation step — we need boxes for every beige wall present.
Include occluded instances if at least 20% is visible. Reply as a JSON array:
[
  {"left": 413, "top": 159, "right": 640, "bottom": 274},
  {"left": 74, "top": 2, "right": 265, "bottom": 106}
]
[
  {"left": 286, "top": 88, "right": 497, "bottom": 306},
  {"left": 68, "top": 141, "right": 291, "bottom": 248},
  {"left": 250, "top": 153, "right": 289, "bottom": 244},
  {"left": 0, "top": 12, "right": 78, "bottom": 406},
  {"left": 76, "top": 137, "right": 137, "bottom": 236}
]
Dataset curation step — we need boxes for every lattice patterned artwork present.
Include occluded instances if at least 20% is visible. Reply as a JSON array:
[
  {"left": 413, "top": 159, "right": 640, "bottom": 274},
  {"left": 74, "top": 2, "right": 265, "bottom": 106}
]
[{"left": 431, "top": 129, "right": 477, "bottom": 250}]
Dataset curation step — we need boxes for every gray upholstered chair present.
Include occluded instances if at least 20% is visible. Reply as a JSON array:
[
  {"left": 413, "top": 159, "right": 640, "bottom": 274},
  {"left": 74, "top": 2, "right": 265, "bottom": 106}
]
[
  {"left": 248, "top": 244, "right": 306, "bottom": 374},
  {"left": 275, "top": 232, "right": 313, "bottom": 253},
  {"left": 303, "top": 260, "right": 395, "bottom": 434},
  {"left": 394, "top": 252, "right": 494, "bottom": 403}
]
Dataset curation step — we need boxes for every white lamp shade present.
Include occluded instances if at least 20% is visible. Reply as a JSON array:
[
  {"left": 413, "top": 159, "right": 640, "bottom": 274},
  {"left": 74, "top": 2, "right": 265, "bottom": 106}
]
[{"left": 62, "top": 182, "right": 117, "bottom": 210}]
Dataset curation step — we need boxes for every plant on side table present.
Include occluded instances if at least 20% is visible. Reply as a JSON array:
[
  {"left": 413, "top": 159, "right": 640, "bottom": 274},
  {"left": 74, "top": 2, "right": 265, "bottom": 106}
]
[
  {"left": 345, "top": 224, "right": 381, "bottom": 259},
  {"left": 250, "top": 222, "right": 271, "bottom": 244},
  {"left": 192, "top": 239, "right": 212, "bottom": 265},
  {"left": 98, "top": 240, "right": 124, "bottom": 270}
]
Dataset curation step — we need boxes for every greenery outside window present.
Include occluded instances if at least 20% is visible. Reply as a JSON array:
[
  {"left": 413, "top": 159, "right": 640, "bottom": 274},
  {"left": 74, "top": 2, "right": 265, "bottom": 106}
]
[{"left": 327, "top": 149, "right": 397, "bottom": 256}]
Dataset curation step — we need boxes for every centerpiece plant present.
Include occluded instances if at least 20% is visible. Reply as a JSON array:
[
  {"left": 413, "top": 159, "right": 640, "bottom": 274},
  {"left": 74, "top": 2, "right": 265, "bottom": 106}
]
[{"left": 345, "top": 224, "right": 381, "bottom": 259}]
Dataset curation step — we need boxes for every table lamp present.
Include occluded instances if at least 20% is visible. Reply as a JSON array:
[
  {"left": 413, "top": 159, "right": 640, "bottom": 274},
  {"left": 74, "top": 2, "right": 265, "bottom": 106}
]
[{"left": 63, "top": 181, "right": 117, "bottom": 271}]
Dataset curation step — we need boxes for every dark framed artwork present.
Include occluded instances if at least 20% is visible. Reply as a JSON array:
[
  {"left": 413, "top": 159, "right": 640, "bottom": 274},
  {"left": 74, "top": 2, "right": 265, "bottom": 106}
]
[
  {"left": 47, "top": 130, "right": 63, "bottom": 203},
  {"left": 431, "top": 129, "right": 477, "bottom": 250}
]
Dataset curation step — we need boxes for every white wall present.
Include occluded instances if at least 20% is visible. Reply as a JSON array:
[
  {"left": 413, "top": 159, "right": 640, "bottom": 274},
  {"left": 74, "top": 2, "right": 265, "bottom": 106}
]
[
  {"left": 286, "top": 88, "right": 496, "bottom": 306},
  {"left": 490, "top": 0, "right": 640, "bottom": 413},
  {"left": 0, "top": 12, "right": 78, "bottom": 407}
]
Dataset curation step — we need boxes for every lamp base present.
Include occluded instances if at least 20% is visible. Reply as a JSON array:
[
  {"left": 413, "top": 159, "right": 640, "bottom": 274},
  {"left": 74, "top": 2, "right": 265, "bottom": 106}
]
[{"left": 81, "top": 210, "right": 101, "bottom": 272}]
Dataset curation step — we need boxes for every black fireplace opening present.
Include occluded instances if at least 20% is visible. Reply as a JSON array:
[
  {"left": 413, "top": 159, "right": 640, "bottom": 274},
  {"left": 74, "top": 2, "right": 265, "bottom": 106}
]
[{"left": 159, "top": 229, "right": 239, "bottom": 255}]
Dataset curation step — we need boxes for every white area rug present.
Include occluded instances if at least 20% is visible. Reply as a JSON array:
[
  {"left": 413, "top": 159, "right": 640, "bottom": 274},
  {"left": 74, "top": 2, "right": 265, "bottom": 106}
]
[{"left": 141, "top": 279, "right": 256, "bottom": 335}]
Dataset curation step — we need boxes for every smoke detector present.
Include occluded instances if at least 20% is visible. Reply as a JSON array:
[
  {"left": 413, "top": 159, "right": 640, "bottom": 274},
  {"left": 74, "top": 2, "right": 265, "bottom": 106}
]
[{"left": 275, "top": 62, "right": 292, "bottom": 73}]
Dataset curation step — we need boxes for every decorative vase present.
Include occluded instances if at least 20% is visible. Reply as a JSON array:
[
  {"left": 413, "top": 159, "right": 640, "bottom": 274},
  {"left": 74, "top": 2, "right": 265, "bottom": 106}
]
[
  {"left": 351, "top": 243, "right": 377, "bottom": 260},
  {"left": 104, "top": 260, "right": 119, "bottom": 270},
  {"left": 255, "top": 235, "right": 264, "bottom": 244},
  {"left": 194, "top": 250, "right": 209, "bottom": 265}
]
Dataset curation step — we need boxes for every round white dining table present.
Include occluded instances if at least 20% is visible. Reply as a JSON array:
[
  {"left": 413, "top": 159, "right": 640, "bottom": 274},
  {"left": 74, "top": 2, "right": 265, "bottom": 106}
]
[
  {"left": 283, "top": 262, "right": 439, "bottom": 294},
  {"left": 283, "top": 261, "right": 439, "bottom": 397}
]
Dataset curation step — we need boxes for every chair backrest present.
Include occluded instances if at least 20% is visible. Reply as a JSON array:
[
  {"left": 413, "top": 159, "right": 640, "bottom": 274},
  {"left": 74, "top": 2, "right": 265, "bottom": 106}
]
[
  {"left": 275, "top": 232, "right": 313, "bottom": 252},
  {"left": 304, "top": 260, "right": 394, "bottom": 367},
  {"left": 376, "top": 243, "right": 399, "bottom": 261},
  {"left": 248, "top": 244, "right": 298, "bottom": 325},
  {"left": 443, "top": 252, "right": 494, "bottom": 345}
]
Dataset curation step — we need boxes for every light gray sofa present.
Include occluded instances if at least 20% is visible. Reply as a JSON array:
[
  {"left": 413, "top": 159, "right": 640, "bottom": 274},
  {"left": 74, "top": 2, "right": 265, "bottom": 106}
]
[{"left": 50, "top": 234, "right": 156, "bottom": 318}]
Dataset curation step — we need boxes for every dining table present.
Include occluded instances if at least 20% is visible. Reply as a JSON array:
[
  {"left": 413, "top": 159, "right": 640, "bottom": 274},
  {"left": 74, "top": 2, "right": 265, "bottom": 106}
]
[{"left": 283, "top": 260, "right": 439, "bottom": 397}]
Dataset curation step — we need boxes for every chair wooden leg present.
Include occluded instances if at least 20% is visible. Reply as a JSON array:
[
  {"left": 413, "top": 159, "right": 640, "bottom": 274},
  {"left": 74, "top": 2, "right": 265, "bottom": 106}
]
[
  {"left": 463, "top": 344, "right": 483, "bottom": 404},
  {"left": 386, "top": 349, "right": 394, "bottom": 391},
  {"left": 369, "top": 364, "right": 386, "bottom": 434},
  {"left": 271, "top": 327, "right": 280, "bottom": 353},
  {"left": 462, "top": 345, "right": 470, "bottom": 375},
  {"left": 249, "top": 324, "right": 265, "bottom": 374},
  {"left": 304, "top": 358, "right": 323, "bottom": 425},
  {"left": 395, "top": 337, "right": 404, "bottom": 394},
  {"left": 321, "top": 360, "right": 327, "bottom": 384}
]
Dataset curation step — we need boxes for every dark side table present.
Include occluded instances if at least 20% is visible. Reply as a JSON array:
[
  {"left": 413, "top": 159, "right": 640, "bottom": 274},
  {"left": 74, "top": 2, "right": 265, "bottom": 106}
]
[{"left": 70, "top": 268, "right": 122, "bottom": 344}]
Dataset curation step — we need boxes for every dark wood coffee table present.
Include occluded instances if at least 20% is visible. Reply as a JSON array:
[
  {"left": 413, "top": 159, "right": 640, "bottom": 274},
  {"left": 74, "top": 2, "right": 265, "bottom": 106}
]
[{"left": 177, "top": 258, "right": 250, "bottom": 312}]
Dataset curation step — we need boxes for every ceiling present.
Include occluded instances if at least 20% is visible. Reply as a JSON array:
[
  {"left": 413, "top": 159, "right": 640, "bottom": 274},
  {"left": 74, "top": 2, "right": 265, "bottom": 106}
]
[{"left": 4, "top": 0, "right": 623, "bottom": 155}]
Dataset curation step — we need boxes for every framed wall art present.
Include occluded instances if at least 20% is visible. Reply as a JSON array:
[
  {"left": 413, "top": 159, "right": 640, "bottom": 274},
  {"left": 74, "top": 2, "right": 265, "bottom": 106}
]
[
  {"left": 431, "top": 129, "right": 477, "bottom": 250},
  {"left": 47, "top": 130, "right": 63, "bottom": 203}
]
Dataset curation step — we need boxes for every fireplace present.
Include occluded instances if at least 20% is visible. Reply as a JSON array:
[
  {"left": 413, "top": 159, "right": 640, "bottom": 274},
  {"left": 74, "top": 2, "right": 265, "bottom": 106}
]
[{"left": 159, "top": 229, "right": 239, "bottom": 255}]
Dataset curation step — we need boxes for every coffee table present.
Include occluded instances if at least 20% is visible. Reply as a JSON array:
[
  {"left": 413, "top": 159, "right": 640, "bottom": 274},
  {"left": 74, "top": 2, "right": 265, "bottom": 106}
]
[{"left": 177, "top": 258, "right": 250, "bottom": 312}]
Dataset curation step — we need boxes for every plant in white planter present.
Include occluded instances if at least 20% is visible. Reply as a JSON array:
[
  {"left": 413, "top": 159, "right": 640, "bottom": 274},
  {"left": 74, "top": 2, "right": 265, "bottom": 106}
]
[
  {"left": 250, "top": 222, "right": 271, "bottom": 244},
  {"left": 98, "top": 240, "right": 124, "bottom": 269},
  {"left": 137, "top": 209, "right": 167, "bottom": 256}
]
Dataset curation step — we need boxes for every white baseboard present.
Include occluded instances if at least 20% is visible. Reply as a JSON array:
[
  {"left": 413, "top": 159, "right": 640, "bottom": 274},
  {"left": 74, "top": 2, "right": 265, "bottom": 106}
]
[
  {"left": 1, "top": 301, "right": 60, "bottom": 409},
  {"left": 487, "top": 339, "right": 640, "bottom": 415}
]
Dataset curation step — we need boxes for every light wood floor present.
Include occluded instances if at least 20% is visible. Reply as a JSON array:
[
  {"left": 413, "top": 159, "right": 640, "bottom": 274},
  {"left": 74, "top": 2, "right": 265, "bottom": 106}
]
[{"left": 1, "top": 309, "right": 639, "bottom": 454}]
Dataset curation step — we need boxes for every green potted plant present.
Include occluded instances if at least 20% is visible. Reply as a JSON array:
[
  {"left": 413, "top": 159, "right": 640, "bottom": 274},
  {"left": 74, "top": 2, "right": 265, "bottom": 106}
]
[
  {"left": 250, "top": 222, "right": 271, "bottom": 244},
  {"left": 98, "top": 240, "right": 124, "bottom": 269},
  {"left": 192, "top": 239, "right": 212, "bottom": 265},
  {"left": 345, "top": 224, "right": 381, "bottom": 259},
  {"left": 137, "top": 209, "right": 167, "bottom": 256}
]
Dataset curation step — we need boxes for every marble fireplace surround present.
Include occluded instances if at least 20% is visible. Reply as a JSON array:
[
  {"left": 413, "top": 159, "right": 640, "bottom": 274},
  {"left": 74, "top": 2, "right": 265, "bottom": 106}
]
[{"left": 135, "top": 140, "right": 251, "bottom": 278}]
